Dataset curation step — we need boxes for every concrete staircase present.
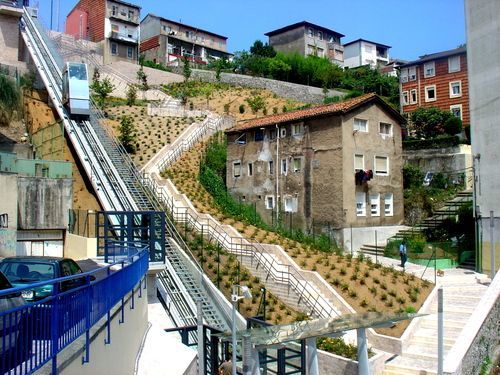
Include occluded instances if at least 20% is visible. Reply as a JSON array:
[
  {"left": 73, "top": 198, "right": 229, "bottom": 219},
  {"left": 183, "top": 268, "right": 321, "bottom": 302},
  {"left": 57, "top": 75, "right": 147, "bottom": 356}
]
[{"left": 382, "top": 269, "right": 488, "bottom": 374}]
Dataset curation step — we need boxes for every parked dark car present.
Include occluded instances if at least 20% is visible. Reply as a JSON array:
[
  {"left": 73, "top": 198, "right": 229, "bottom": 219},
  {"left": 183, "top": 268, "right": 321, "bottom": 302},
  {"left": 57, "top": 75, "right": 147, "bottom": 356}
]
[{"left": 0, "top": 256, "right": 92, "bottom": 302}]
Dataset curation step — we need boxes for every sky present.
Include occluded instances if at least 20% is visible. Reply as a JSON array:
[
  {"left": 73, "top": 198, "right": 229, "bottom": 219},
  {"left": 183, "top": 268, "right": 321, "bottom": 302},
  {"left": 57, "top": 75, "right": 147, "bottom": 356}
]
[{"left": 34, "top": 0, "right": 466, "bottom": 61}]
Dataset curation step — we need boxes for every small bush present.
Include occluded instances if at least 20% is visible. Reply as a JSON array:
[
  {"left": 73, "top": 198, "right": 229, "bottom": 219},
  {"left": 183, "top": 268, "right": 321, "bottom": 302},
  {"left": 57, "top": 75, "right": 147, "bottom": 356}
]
[{"left": 239, "top": 104, "right": 245, "bottom": 114}]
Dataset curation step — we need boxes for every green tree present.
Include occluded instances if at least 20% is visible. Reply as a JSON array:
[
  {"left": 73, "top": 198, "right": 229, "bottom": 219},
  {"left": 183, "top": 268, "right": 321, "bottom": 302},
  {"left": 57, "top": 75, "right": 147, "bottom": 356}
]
[
  {"left": 136, "top": 65, "right": 148, "bottom": 91},
  {"left": 410, "top": 107, "right": 453, "bottom": 139},
  {"left": 0, "top": 73, "right": 20, "bottom": 126},
  {"left": 126, "top": 84, "right": 137, "bottom": 106},
  {"left": 250, "top": 40, "right": 276, "bottom": 58},
  {"left": 246, "top": 95, "right": 266, "bottom": 116},
  {"left": 90, "top": 77, "right": 114, "bottom": 108},
  {"left": 118, "top": 115, "right": 136, "bottom": 153},
  {"left": 443, "top": 116, "right": 462, "bottom": 135},
  {"left": 183, "top": 57, "right": 192, "bottom": 81}
]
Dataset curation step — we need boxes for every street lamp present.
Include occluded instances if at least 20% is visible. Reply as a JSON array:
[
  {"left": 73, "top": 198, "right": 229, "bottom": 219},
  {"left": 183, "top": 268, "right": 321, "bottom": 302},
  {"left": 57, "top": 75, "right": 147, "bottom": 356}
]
[{"left": 231, "top": 285, "right": 252, "bottom": 375}]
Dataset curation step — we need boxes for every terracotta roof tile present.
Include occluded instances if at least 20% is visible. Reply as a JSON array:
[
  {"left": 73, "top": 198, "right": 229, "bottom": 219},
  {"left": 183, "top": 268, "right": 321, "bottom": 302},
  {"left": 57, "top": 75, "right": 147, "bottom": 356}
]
[{"left": 227, "top": 93, "right": 402, "bottom": 133}]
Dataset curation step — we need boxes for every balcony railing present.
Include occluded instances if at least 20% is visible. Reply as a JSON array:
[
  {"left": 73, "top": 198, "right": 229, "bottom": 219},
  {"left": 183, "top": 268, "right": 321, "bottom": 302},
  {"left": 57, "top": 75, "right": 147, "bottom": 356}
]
[
  {"left": 109, "top": 31, "right": 138, "bottom": 44},
  {"left": 0, "top": 249, "right": 149, "bottom": 374},
  {"left": 107, "top": 10, "right": 139, "bottom": 24}
]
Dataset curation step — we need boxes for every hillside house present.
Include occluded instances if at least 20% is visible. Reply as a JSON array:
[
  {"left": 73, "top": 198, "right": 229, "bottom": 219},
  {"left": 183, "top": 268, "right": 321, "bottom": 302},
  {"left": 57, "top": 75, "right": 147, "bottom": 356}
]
[
  {"left": 265, "top": 21, "right": 345, "bottom": 66},
  {"left": 399, "top": 46, "right": 469, "bottom": 126},
  {"left": 65, "top": 0, "right": 141, "bottom": 64},
  {"left": 343, "top": 39, "right": 391, "bottom": 69},
  {"left": 225, "top": 94, "right": 405, "bottom": 242},
  {"left": 140, "top": 13, "right": 232, "bottom": 66}
]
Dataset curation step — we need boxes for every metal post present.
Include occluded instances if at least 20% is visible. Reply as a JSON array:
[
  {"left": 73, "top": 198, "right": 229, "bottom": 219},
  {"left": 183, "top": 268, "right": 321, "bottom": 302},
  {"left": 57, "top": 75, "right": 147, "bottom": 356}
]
[
  {"left": 438, "top": 287, "right": 444, "bottom": 375},
  {"left": 351, "top": 224, "right": 353, "bottom": 255},
  {"left": 490, "top": 211, "right": 495, "bottom": 279},
  {"left": 242, "top": 333, "right": 252, "bottom": 375},
  {"left": 305, "top": 337, "right": 319, "bottom": 375},
  {"left": 375, "top": 230, "right": 378, "bottom": 260},
  {"left": 232, "top": 286, "right": 238, "bottom": 375},
  {"left": 262, "top": 287, "right": 266, "bottom": 322},
  {"left": 356, "top": 328, "right": 369, "bottom": 375},
  {"left": 197, "top": 300, "right": 205, "bottom": 375}
]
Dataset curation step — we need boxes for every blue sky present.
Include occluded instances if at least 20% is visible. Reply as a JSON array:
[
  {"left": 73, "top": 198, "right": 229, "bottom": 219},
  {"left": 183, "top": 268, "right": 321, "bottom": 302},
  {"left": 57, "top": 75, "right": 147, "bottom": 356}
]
[{"left": 36, "top": 0, "right": 465, "bottom": 61}]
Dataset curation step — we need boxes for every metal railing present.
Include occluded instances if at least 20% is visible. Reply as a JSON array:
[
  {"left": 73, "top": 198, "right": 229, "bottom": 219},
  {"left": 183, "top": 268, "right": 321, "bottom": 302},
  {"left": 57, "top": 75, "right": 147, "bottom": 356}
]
[
  {"left": 0, "top": 249, "right": 148, "bottom": 375},
  {"left": 142, "top": 173, "right": 341, "bottom": 319}
]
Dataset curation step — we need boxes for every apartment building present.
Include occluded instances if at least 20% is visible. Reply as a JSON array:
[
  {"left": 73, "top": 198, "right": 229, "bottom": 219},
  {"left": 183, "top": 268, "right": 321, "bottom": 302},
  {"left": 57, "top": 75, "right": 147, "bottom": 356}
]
[
  {"left": 225, "top": 94, "right": 404, "bottom": 238},
  {"left": 65, "top": 0, "right": 141, "bottom": 64},
  {"left": 343, "top": 39, "right": 391, "bottom": 69},
  {"left": 140, "top": 13, "right": 231, "bottom": 66},
  {"left": 264, "top": 21, "right": 345, "bottom": 66},
  {"left": 399, "top": 47, "right": 469, "bottom": 126}
]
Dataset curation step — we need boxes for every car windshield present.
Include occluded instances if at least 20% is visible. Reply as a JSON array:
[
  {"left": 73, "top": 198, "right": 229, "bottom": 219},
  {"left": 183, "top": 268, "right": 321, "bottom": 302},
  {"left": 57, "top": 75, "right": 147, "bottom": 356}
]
[{"left": 0, "top": 262, "right": 56, "bottom": 283}]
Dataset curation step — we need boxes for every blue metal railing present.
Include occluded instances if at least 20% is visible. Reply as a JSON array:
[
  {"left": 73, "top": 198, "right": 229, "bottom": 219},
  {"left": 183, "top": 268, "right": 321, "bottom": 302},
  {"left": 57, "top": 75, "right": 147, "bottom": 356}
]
[{"left": 0, "top": 250, "right": 149, "bottom": 374}]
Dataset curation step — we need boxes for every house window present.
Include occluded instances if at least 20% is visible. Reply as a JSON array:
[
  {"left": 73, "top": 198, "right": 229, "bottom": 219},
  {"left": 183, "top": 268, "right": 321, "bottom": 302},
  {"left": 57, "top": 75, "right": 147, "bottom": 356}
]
[
  {"left": 356, "top": 192, "right": 366, "bottom": 217},
  {"left": 248, "top": 163, "right": 253, "bottom": 176},
  {"left": 449, "top": 81, "right": 462, "bottom": 98},
  {"left": 384, "top": 193, "right": 393, "bottom": 216},
  {"left": 400, "top": 68, "right": 408, "bottom": 83},
  {"left": 235, "top": 133, "right": 247, "bottom": 144},
  {"left": 111, "top": 5, "right": 117, "bottom": 15},
  {"left": 293, "top": 158, "right": 301, "bottom": 172},
  {"left": 280, "top": 128, "right": 286, "bottom": 138},
  {"left": 284, "top": 196, "right": 298, "bottom": 212},
  {"left": 410, "top": 89, "right": 417, "bottom": 104},
  {"left": 379, "top": 122, "right": 392, "bottom": 136},
  {"left": 111, "top": 43, "right": 118, "bottom": 55},
  {"left": 424, "top": 61, "right": 435, "bottom": 78},
  {"left": 233, "top": 161, "right": 241, "bottom": 177},
  {"left": 402, "top": 91, "right": 409, "bottom": 105},
  {"left": 128, "top": 10, "right": 134, "bottom": 20},
  {"left": 269, "top": 160, "right": 274, "bottom": 175},
  {"left": 269, "top": 129, "right": 277, "bottom": 140},
  {"left": 254, "top": 129, "right": 264, "bottom": 141},
  {"left": 318, "top": 31, "right": 323, "bottom": 40},
  {"left": 127, "top": 46, "right": 134, "bottom": 59},
  {"left": 370, "top": 194, "right": 380, "bottom": 216},
  {"left": 374, "top": 156, "right": 389, "bottom": 176},
  {"left": 292, "top": 123, "right": 303, "bottom": 135},
  {"left": 450, "top": 104, "right": 463, "bottom": 120},
  {"left": 308, "top": 28, "right": 313, "bottom": 37},
  {"left": 281, "top": 159, "right": 287, "bottom": 175},
  {"left": 265, "top": 196, "right": 275, "bottom": 209},
  {"left": 448, "top": 55, "right": 460, "bottom": 73},
  {"left": 111, "top": 24, "right": 119, "bottom": 32},
  {"left": 354, "top": 118, "right": 368, "bottom": 132},
  {"left": 425, "top": 85, "right": 437, "bottom": 102},
  {"left": 408, "top": 66, "right": 417, "bottom": 81},
  {"left": 354, "top": 154, "right": 364, "bottom": 171}
]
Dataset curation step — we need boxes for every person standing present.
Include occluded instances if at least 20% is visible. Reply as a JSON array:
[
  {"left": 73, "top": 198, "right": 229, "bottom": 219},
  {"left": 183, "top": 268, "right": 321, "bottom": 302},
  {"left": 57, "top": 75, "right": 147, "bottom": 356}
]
[{"left": 399, "top": 241, "right": 407, "bottom": 268}]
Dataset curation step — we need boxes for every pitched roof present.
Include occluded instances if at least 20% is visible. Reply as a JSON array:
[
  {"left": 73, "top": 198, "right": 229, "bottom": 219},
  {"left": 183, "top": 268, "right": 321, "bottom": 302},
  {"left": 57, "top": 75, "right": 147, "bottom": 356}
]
[
  {"left": 400, "top": 46, "right": 466, "bottom": 68},
  {"left": 265, "top": 21, "right": 344, "bottom": 38},
  {"left": 343, "top": 38, "right": 391, "bottom": 49},
  {"left": 226, "top": 93, "right": 404, "bottom": 134}
]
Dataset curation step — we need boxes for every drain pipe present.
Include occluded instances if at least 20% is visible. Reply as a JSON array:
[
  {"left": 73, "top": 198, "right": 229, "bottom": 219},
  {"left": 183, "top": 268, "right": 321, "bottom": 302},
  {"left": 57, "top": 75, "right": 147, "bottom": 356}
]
[{"left": 437, "top": 287, "right": 443, "bottom": 375}]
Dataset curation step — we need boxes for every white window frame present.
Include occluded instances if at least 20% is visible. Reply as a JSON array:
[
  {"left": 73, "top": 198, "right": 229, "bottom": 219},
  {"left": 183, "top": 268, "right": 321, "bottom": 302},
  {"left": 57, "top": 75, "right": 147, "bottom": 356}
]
[
  {"left": 280, "top": 127, "right": 287, "bottom": 138},
  {"left": 384, "top": 193, "right": 393, "bottom": 216},
  {"left": 356, "top": 192, "right": 366, "bottom": 217},
  {"left": 374, "top": 156, "right": 389, "bottom": 176},
  {"left": 424, "top": 61, "right": 435, "bottom": 78},
  {"left": 233, "top": 161, "right": 241, "bottom": 177},
  {"left": 127, "top": 46, "right": 133, "bottom": 59},
  {"left": 425, "top": 85, "right": 437, "bottom": 102},
  {"left": 410, "top": 89, "right": 418, "bottom": 104},
  {"left": 450, "top": 104, "right": 463, "bottom": 120},
  {"left": 111, "top": 42, "right": 118, "bottom": 55},
  {"left": 370, "top": 194, "right": 380, "bottom": 217},
  {"left": 353, "top": 118, "right": 368, "bottom": 133},
  {"left": 292, "top": 123, "right": 303, "bottom": 135},
  {"left": 318, "top": 31, "right": 323, "bottom": 40},
  {"left": 308, "top": 28, "right": 314, "bottom": 37},
  {"left": 268, "top": 160, "right": 274, "bottom": 175},
  {"left": 281, "top": 158, "right": 287, "bottom": 175},
  {"left": 283, "top": 196, "right": 298, "bottom": 213},
  {"left": 379, "top": 122, "right": 393, "bottom": 137},
  {"left": 448, "top": 55, "right": 460, "bottom": 73},
  {"left": 248, "top": 162, "right": 253, "bottom": 176},
  {"left": 409, "top": 66, "right": 417, "bottom": 81},
  {"left": 449, "top": 81, "right": 462, "bottom": 98},
  {"left": 354, "top": 154, "right": 364, "bottom": 171},
  {"left": 293, "top": 157, "right": 302, "bottom": 173},
  {"left": 402, "top": 91, "right": 409, "bottom": 105},
  {"left": 400, "top": 68, "right": 408, "bottom": 83},
  {"left": 265, "top": 195, "right": 275, "bottom": 210}
]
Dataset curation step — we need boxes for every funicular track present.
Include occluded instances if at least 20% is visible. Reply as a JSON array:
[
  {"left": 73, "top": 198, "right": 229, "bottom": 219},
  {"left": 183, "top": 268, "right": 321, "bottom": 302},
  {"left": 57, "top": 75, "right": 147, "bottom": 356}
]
[{"left": 21, "top": 7, "right": 229, "bottom": 334}]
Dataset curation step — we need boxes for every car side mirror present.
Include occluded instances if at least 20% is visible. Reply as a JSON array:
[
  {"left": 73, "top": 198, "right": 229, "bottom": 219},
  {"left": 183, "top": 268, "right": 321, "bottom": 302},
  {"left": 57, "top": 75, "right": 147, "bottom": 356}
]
[{"left": 89, "top": 275, "right": 96, "bottom": 282}]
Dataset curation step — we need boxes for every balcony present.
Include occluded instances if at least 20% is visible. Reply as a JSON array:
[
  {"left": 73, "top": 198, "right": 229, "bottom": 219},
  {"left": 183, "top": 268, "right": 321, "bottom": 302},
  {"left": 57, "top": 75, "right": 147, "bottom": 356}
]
[
  {"left": 107, "top": 10, "right": 139, "bottom": 25},
  {"left": 109, "top": 31, "right": 138, "bottom": 45}
]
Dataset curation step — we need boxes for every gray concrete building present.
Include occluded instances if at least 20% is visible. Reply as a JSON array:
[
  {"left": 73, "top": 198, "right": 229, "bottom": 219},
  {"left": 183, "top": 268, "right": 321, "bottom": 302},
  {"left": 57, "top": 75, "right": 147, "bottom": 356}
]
[
  {"left": 465, "top": 0, "right": 500, "bottom": 274},
  {"left": 343, "top": 39, "right": 391, "bottom": 69},
  {"left": 225, "top": 93, "right": 405, "bottom": 240},
  {"left": 265, "top": 21, "right": 344, "bottom": 66},
  {"left": 0, "top": 1, "right": 23, "bottom": 66}
]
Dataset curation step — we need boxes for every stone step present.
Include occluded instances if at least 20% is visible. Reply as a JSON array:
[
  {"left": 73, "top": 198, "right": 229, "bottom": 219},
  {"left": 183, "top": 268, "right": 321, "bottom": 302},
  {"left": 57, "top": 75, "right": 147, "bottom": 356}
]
[
  {"left": 410, "top": 335, "right": 455, "bottom": 348},
  {"left": 383, "top": 363, "right": 437, "bottom": 375}
]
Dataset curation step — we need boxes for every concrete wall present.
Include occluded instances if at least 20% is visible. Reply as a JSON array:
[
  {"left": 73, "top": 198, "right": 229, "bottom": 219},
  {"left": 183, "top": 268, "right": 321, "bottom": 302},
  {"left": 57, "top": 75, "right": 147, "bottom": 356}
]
[
  {"left": 343, "top": 42, "right": 361, "bottom": 68},
  {"left": 0, "top": 173, "right": 18, "bottom": 230},
  {"left": 268, "top": 27, "right": 306, "bottom": 56},
  {"left": 64, "top": 233, "right": 97, "bottom": 260},
  {"left": 0, "top": 9, "right": 22, "bottom": 65},
  {"left": 318, "top": 349, "right": 387, "bottom": 375},
  {"left": 175, "top": 68, "right": 345, "bottom": 104},
  {"left": 465, "top": 0, "right": 500, "bottom": 274},
  {"left": 56, "top": 286, "right": 148, "bottom": 375},
  {"left": 341, "top": 225, "right": 408, "bottom": 254},
  {"left": 17, "top": 177, "right": 72, "bottom": 230},
  {"left": 403, "top": 144, "right": 473, "bottom": 189}
]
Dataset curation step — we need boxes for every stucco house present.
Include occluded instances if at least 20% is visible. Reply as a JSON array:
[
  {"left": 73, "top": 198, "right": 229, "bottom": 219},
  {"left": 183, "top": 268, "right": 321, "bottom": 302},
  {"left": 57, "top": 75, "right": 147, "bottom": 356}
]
[{"left": 225, "top": 94, "right": 405, "bottom": 243}]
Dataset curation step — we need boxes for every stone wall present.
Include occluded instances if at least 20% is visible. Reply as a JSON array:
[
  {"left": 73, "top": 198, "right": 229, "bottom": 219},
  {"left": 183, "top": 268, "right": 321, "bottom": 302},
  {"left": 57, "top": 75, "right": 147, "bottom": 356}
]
[
  {"left": 173, "top": 67, "right": 345, "bottom": 104},
  {"left": 318, "top": 349, "right": 388, "bottom": 375}
]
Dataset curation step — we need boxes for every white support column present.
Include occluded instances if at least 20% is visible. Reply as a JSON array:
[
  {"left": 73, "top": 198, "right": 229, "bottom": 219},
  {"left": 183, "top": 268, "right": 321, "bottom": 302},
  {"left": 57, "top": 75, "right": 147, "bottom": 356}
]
[
  {"left": 356, "top": 328, "right": 369, "bottom": 375},
  {"left": 197, "top": 300, "right": 204, "bottom": 375},
  {"left": 306, "top": 337, "right": 319, "bottom": 375}
]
